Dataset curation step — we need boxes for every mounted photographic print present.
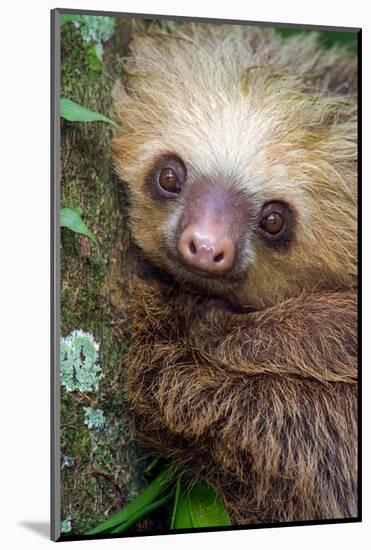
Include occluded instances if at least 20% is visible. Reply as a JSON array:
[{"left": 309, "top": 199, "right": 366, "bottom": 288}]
[{"left": 51, "top": 8, "right": 361, "bottom": 542}]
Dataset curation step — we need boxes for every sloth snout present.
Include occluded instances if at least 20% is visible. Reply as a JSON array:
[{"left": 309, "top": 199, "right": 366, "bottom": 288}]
[{"left": 178, "top": 224, "right": 235, "bottom": 273}]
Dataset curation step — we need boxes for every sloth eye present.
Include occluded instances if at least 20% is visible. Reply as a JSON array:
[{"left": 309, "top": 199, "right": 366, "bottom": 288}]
[
  {"left": 158, "top": 167, "right": 181, "bottom": 194},
  {"left": 257, "top": 201, "right": 293, "bottom": 249},
  {"left": 148, "top": 154, "right": 186, "bottom": 200},
  {"left": 260, "top": 211, "right": 285, "bottom": 235}
]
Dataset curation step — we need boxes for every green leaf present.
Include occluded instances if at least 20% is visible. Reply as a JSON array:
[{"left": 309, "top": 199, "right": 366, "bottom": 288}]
[
  {"left": 87, "top": 467, "right": 176, "bottom": 535},
  {"left": 171, "top": 481, "right": 231, "bottom": 529},
  {"left": 60, "top": 208, "right": 98, "bottom": 245},
  {"left": 60, "top": 98, "right": 116, "bottom": 126},
  {"left": 110, "top": 494, "right": 173, "bottom": 534},
  {"left": 188, "top": 481, "right": 231, "bottom": 527},
  {"left": 144, "top": 456, "right": 161, "bottom": 477},
  {"left": 60, "top": 14, "right": 82, "bottom": 26},
  {"left": 171, "top": 479, "right": 193, "bottom": 529},
  {"left": 189, "top": 482, "right": 231, "bottom": 528}
]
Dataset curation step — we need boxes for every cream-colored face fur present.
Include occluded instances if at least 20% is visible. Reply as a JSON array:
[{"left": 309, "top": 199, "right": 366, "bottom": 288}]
[{"left": 112, "top": 22, "right": 357, "bottom": 307}]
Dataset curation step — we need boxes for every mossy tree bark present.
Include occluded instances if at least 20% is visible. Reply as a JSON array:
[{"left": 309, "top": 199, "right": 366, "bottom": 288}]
[{"left": 60, "top": 19, "right": 148, "bottom": 535}]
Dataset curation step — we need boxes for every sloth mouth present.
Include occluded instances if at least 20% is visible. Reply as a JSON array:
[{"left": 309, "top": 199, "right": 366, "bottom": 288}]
[
  {"left": 164, "top": 247, "right": 247, "bottom": 288},
  {"left": 179, "top": 261, "right": 237, "bottom": 280}
]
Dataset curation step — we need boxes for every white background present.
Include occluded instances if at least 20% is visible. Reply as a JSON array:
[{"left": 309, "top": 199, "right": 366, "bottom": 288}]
[{"left": 0, "top": 0, "right": 369, "bottom": 548}]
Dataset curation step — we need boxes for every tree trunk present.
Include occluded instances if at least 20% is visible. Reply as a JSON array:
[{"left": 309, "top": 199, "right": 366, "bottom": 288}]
[{"left": 60, "top": 17, "right": 147, "bottom": 535}]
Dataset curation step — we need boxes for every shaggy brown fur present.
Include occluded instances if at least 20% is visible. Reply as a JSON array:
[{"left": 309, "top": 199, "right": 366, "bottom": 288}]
[{"left": 112, "top": 21, "right": 358, "bottom": 524}]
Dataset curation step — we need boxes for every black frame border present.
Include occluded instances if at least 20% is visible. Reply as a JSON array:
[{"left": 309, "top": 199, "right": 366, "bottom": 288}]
[{"left": 51, "top": 7, "right": 362, "bottom": 542}]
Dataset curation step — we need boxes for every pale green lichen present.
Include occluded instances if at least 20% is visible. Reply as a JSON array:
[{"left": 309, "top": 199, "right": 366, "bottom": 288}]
[
  {"left": 61, "top": 330, "right": 103, "bottom": 393},
  {"left": 63, "top": 456, "right": 75, "bottom": 468},
  {"left": 84, "top": 407, "right": 106, "bottom": 431},
  {"left": 73, "top": 16, "right": 116, "bottom": 60},
  {"left": 60, "top": 517, "right": 72, "bottom": 534}
]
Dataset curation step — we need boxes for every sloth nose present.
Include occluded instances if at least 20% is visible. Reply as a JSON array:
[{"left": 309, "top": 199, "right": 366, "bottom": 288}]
[{"left": 178, "top": 224, "right": 235, "bottom": 273}]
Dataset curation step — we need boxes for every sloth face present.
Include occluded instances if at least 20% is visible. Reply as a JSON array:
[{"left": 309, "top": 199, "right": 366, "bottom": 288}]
[
  {"left": 144, "top": 151, "right": 295, "bottom": 283},
  {"left": 120, "top": 138, "right": 313, "bottom": 306},
  {"left": 113, "top": 108, "right": 356, "bottom": 307},
  {"left": 114, "top": 131, "right": 355, "bottom": 307},
  {"left": 111, "top": 28, "right": 356, "bottom": 307}
]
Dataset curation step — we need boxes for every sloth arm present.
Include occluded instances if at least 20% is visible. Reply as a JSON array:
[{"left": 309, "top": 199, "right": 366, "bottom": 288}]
[
  {"left": 126, "top": 281, "right": 357, "bottom": 504},
  {"left": 187, "top": 288, "right": 358, "bottom": 384},
  {"left": 126, "top": 279, "right": 357, "bottom": 434},
  {"left": 126, "top": 278, "right": 357, "bottom": 385}
]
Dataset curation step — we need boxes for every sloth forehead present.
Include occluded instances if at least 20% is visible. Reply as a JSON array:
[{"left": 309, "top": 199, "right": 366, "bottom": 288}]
[
  {"left": 160, "top": 100, "right": 266, "bottom": 159},
  {"left": 151, "top": 102, "right": 302, "bottom": 199}
]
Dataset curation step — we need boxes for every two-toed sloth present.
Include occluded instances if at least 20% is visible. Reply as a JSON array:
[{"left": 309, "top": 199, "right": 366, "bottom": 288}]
[{"left": 112, "top": 21, "right": 358, "bottom": 524}]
